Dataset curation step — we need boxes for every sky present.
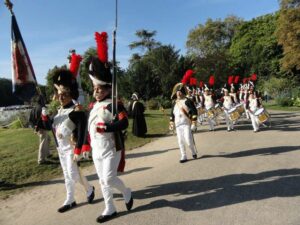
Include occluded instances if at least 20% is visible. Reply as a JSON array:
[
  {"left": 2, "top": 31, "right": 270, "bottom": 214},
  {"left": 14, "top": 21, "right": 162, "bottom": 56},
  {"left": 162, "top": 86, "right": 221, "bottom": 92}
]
[{"left": 0, "top": 0, "right": 279, "bottom": 85}]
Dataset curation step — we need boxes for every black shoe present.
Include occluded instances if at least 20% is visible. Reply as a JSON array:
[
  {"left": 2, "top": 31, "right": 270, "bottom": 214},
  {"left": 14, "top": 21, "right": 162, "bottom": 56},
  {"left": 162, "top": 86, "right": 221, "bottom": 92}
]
[
  {"left": 38, "top": 160, "right": 51, "bottom": 165},
  {"left": 87, "top": 186, "right": 95, "bottom": 204},
  {"left": 126, "top": 197, "right": 134, "bottom": 211},
  {"left": 57, "top": 201, "right": 77, "bottom": 213},
  {"left": 96, "top": 212, "right": 117, "bottom": 223},
  {"left": 179, "top": 159, "right": 188, "bottom": 163},
  {"left": 192, "top": 154, "right": 197, "bottom": 159}
]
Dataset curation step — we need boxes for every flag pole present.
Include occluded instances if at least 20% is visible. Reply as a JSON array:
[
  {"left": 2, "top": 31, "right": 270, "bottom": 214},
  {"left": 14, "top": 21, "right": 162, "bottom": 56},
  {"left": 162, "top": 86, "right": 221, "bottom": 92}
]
[{"left": 5, "top": 0, "right": 59, "bottom": 147}]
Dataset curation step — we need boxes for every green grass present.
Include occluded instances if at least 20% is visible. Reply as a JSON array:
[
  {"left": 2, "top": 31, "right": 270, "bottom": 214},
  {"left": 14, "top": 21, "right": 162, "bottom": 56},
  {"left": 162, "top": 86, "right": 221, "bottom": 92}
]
[
  {"left": 0, "top": 109, "right": 170, "bottom": 199},
  {"left": 264, "top": 100, "right": 300, "bottom": 111}
]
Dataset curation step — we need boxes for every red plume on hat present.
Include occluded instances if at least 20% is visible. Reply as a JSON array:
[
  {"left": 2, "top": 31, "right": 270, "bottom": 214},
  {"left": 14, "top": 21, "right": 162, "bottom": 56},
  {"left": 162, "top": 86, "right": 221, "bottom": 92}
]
[
  {"left": 242, "top": 77, "right": 248, "bottom": 84},
  {"left": 234, "top": 75, "right": 240, "bottom": 84},
  {"left": 181, "top": 69, "right": 194, "bottom": 84},
  {"left": 199, "top": 81, "right": 204, "bottom": 88},
  {"left": 95, "top": 32, "right": 108, "bottom": 63},
  {"left": 228, "top": 75, "right": 234, "bottom": 85},
  {"left": 208, "top": 75, "right": 215, "bottom": 87},
  {"left": 189, "top": 77, "right": 197, "bottom": 86},
  {"left": 69, "top": 53, "right": 82, "bottom": 77},
  {"left": 250, "top": 73, "right": 257, "bottom": 81}
]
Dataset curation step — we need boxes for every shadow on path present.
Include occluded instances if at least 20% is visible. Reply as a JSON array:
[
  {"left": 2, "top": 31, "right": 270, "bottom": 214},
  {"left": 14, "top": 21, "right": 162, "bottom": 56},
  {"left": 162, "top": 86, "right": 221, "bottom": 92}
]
[
  {"left": 130, "top": 168, "right": 300, "bottom": 212},
  {"left": 127, "top": 148, "right": 177, "bottom": 159},
  {"left": 86, "top": 167, "right": 153, "bottom": 182},
  {"left": 200, "top": 146, "right": 300, "bottom": 159}
]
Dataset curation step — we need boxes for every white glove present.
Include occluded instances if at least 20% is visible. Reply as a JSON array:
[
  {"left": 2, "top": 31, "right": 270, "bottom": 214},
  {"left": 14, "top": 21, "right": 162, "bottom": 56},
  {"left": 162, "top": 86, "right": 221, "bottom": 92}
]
[
  {"left": 42, "top": 107, "right": 48, "bottom": 116},
  {"left": 73, "top": 153, "right": 81, "bottom": 162},
  {"left": 191, "top": 124, "right": 197, "bottom": 132},
  {"left": 82, "top": 151, "right": 90, "bottom": 159}
]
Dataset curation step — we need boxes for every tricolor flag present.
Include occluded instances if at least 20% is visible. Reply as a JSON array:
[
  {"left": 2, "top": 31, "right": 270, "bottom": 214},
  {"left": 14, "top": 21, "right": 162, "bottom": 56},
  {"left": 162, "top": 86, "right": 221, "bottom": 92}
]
[{"left": 11, "top": 14, "right": 36, "bottom": 101}]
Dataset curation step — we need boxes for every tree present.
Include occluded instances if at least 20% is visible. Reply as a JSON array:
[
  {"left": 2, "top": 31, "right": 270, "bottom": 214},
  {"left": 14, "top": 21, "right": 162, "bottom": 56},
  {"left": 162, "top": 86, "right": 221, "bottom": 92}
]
[
  {"left": 0, "top": 78, "right": 23, "bottom": 106},
  {"left": 186, "top": 16, "right": 244, "bottom": 86},
  {"left": 229, "top": 13, "right": 282, "bottom": 79},
  {"left": 123, "top": 45, "right": 185, "bottom": 100},
  {"left": 128, "top": 29, "right": 161, "bottom": 53},
  {"left": 186, "top": 16, "right": 243, "bottom": 57},
  {"left": 80, "top": 47, "right": 97, "bottom": 95},
  {"left": 143, "top": 45, "right": 182, "bottom": 99},
  {"left": 276, "top": 0, "right": 300, "bottom": 72}
]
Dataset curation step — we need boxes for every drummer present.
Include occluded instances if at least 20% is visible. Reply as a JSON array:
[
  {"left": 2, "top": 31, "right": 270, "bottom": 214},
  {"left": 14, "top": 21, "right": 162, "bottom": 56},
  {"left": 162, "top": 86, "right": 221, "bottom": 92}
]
[
  {"left": 221, "top": 88, "right": 235, "bottom": 132},
  {"left": 240, "top": 84, "right": 250, "bottom": 120},
  {"left": 247, "top": 91, "right": 261, "bottom": 132},
  {"left": 203, "top": 86, "right": 216, "bottom": 131},
  {"left": 195, "top": 87, "right": 205, "bottom": 125},
  {"left": 229, "top": 84, "right": 239, "bottom": 105}
]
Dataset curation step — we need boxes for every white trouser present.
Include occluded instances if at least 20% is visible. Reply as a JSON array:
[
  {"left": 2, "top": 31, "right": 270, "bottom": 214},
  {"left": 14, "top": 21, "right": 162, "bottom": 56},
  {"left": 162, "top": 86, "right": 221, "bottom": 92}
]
[
  {"left": 175, "top": 124, "right": 196, "bottom": 160},
  {"left": 249, "top": 112, "right": 259, "bottom": 131},
  {"left": 207, "top": 118, "right": 216, "bottom": 130},
  {"left": 224, "top": 110, "right": 234, "bottom": 130},
  {"left": 243, "top": 104, "right": 250, "bottom": 119},
  {"left": 38, "top": 129, "right": 50, "bottom": 163},
  {"left": 197, "top": 114, "right": 204, "bottom": 123},
  {"left": 59, "top": 149, "right": 92, "bottom": 205},
  {"left": 93, "top": 150, "right": 131, "bottom": 215}
]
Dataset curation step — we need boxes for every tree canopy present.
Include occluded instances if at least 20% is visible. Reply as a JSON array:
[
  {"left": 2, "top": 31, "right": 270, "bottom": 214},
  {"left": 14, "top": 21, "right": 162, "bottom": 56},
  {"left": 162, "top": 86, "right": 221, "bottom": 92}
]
[{"left": 276, "top": 0, "right": 300, "bottom": 73}]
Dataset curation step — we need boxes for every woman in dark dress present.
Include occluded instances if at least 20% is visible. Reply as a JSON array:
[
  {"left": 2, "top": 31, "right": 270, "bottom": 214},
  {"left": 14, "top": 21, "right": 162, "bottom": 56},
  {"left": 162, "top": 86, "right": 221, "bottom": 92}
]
[{"left": 129, "top": 93, "right": 147, "bottom": 137}]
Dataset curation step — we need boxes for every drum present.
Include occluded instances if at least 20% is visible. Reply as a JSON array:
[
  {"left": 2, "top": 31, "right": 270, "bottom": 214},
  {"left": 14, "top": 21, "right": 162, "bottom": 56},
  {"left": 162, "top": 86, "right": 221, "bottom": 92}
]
[
  {"left": 214, "top": 103, "right": 223, "bottom": 116},
  {"left": 207, "top": 107, "right": 216, "bottom": 119},
  {"left": 254, "top": 108, "right": 270, "bottom": 123},
  {"left": 197, "top": 107, "right": 206, "bottom": 115},
  {"left": 235, "top": 103, "right": 245, "bottom": 115},
  {"left": 228, "top": 107, "right": 240, "bottom": 121}
]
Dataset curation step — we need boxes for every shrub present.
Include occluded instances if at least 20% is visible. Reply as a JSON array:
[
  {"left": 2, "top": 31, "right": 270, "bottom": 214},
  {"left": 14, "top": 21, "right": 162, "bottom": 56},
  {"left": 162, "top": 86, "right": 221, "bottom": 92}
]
[
  {"left": 161, "top": 99, "right": 172, "bottom": 108},
  {"left": 275, "top": 97, "right": 294, "bottom": 107},
  {"left": 147, "top": 99, "right": 160, "bottom": 110},
  {"left": 48, "top": 100, "right": 60, "bottom": 115},
  {"left": 293, "top": 97, "right": 300, "bottom": 107}
]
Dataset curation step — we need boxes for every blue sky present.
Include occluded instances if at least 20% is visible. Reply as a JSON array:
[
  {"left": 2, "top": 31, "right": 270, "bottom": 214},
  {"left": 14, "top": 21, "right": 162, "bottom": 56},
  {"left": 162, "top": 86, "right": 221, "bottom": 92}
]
[{"left": 0, "top": 0, "right": 279, "bottom": 85}]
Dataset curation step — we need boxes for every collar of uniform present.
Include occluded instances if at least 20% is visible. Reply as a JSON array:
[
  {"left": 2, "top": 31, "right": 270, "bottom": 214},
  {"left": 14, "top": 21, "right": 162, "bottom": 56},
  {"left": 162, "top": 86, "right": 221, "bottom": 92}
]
[
  {"left": 62, "top": 101, "right": 75, "bottom": 109},
  {"left": 97, "top": 96, "right": 111, "bottom": 102}
]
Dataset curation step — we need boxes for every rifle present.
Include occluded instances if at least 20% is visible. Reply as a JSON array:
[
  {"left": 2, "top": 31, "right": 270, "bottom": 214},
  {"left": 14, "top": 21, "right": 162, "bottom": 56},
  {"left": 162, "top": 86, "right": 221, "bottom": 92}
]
[{"left": 112, "top": 0, "right": 118, "bottom": 117}]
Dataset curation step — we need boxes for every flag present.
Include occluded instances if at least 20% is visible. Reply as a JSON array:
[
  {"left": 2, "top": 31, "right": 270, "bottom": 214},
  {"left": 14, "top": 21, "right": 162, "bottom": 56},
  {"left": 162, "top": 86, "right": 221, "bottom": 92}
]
[{"left": 11, "top": 15, "right": 37, "bottom": 101}]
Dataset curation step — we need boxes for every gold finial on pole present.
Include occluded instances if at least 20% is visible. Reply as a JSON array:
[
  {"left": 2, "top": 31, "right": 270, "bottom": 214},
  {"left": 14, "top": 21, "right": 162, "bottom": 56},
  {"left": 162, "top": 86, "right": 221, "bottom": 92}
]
[{"left": 4, "top": 0, "right": 14, "bottom": 14}]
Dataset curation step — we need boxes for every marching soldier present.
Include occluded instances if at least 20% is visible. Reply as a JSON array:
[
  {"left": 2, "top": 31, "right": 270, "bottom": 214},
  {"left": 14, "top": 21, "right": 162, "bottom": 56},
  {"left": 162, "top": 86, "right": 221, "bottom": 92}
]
[
  {"left": 170, "top": 77, "right": 198, "bottom": 163},
  {"left": 86, "top": 32, "right": 133, "bottom": 223},
  {"left": 45, "top": 69, "right": 95, "bottom": 213}
]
